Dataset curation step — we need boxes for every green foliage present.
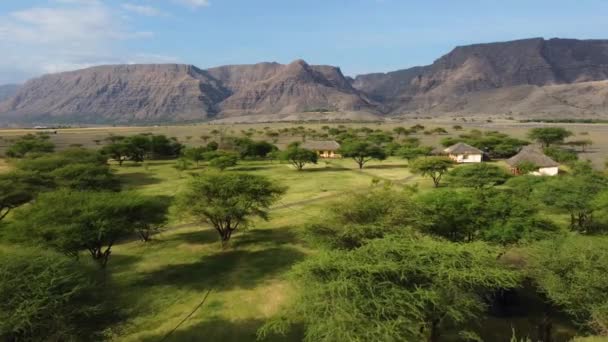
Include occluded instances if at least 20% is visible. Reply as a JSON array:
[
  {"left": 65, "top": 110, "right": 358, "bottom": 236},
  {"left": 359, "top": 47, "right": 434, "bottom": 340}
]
[
  {"left": 0, "top": 171, "right": 53, "bottom": 221},
  {"left": 304, "top": 189, "right": 415, "bottom": 250},
  {"left": 183, "top": 146, "right": 207, "bottom": 166},
  {"left": 236, "top": 139, "right": 277, "bottom": 159},
  {"left": 567, "top": 139, "right": 593, "bottom": 152},
  {"left": 527, "top": 236, "right": 608, "bottom": 334},
  {"left": 50, "top": 163, "right": 120, "bottom": 191},
  {"left": 446, "top": 163, "right": 511, "bottom": 189},
  {"left": 409, "top": 156, "right": 454, "bottom": 187},
  {"left": 338, "top": 140, "right": 387, "bottom": 169},
  {"left": 179, "top": 172, "right": 285, "bottom": 243},
  {"left": 397, "top": 145, "right": 432, "bottom": 162},
  {"left": 5, "top": 133, "right": 55, "bottom": 158},
  {"left": 208, "top": 152, "right": 239, "bottom": 171},
  {"left": 441, "top": 131, "right": 527, "bottom": 158},
  {"left": 528, "top": 127, "right": 573, "bottom": 147},
  {"left": 281, "top": 143, "right": 318, "bottom": 170},
  {"left": 536, "top": 172, "right": 608, "bottom": 232},
  {"left": 544, "top": 146, "right": 578, "bottom": 164},
  {"left": 0, "top": 247, "right": 114, "bottom": 341},
  {"left": 101, "top": 134, "right": 182, "bottom": 164},
  {"left": 9, "top": 190, "right": 166, "bottom": 267},
  {"left": 16, "top": 148, "right": 119, "bottom": 191},
  {"left": 413, "top": 188, "right": 557, "bottom": 244},
  {"left": 261, "top": 235, "right": 520, "bottom": 342},
  {"left": 515, "top": 161, "right": 539, "bottom": 175}
]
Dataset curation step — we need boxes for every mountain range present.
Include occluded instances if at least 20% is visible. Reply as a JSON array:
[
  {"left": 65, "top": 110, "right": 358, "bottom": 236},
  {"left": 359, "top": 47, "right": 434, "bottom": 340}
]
[{"left": 2, "top": 37, "right": 608, "bottom": 124}]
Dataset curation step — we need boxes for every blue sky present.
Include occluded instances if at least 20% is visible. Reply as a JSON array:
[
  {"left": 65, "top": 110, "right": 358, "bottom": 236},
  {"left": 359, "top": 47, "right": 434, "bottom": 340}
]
[{"left": 1, "top": 0, "right": 608, "bottom": 84}]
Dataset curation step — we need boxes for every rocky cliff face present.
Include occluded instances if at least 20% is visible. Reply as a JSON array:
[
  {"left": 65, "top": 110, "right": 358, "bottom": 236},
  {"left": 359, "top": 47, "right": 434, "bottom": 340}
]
[
  {"left": 0, "top": 64, "right": 229, "bottom": 123},
  {"left": 0, "top": 60, "right": 374, "bottom": 124},
  {"left": 352, "top": 38, "right": 608, "bottom": 115},
  {"left": 213, "top": 60, "right": 376, "bottom": 115},
  {"left": 4, "top": 37, "right": 608, "bottom": 124}
]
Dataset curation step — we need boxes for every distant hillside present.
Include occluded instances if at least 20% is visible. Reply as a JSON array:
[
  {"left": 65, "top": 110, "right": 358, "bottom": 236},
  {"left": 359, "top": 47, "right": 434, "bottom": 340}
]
[
  {"left": 0, "top": 84, "right": 19, "bottom": 102},
  {"left": 0, "top": 60, "right": 376, "bottom": 124},
  {"left": 3, "top": 37, "right": 608, "bottom": 124},
  {"left": 353, "top": 38, "right": 608, "bottom": 117}
]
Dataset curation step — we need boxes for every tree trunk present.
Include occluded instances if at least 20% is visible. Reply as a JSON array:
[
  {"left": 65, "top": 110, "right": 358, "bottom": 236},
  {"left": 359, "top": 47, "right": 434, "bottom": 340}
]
[
  {"left": 538, "top": 308, "right": 553, "bottom": 342},
  {"left": 428, "top": 319, "right": 440, "bottom": 342}
]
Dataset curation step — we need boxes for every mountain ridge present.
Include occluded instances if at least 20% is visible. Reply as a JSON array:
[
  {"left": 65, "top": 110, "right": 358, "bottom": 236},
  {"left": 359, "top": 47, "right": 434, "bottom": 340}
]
[{"left": 3, "top": 37, "right": 608, "bottom": 124}]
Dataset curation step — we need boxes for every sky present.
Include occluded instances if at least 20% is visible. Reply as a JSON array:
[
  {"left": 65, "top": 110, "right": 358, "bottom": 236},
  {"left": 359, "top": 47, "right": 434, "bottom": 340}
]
[{"left": 1, "top": 0, "right": 608, "bottom": 84}]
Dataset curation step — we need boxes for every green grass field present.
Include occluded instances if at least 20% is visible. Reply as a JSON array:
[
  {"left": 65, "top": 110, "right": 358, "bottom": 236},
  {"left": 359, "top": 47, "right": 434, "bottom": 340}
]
[
  {"left": 104, "top": 156, "right": 425, "bottom": 341},
  {"left": 2, "top": 121, "right": 606, "bottom": 341}
]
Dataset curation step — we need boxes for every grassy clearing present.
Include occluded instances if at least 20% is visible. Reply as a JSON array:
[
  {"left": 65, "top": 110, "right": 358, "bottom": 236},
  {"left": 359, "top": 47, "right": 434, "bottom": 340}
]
[{"left": 104, "top": 157, "right": 425, "bottom": 341}]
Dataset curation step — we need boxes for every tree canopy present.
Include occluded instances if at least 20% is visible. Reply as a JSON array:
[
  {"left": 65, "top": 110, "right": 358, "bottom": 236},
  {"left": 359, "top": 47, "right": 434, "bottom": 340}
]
[
  {"left": 5, "top": 134, "right": 55, "bottom": 158},
  {"left": 9, "top": 190, "right": 167, "bottom": 267},
  {"left": 446, "top": 163, "right": 511, "bottom": 189},
  {"left": 281, "top": 143, "right": 318, "bottom": 171},
  {"left": 528, "top": 127, "right": 573, "bottom": 147},
  {"left": 261, "top": 235, "right": 520, "bottom": 342},
  {"left": 0, "top": 247, "right": 114, "bottom": 341},
  {"left": 410, "top": 157, "right": 454, "bottom": 187},
  {"left": 338, "top": 140, "right": 387, "bottom": 169},
  {"left": 179, "top": 172, "right": 286, "bottom": 243}
]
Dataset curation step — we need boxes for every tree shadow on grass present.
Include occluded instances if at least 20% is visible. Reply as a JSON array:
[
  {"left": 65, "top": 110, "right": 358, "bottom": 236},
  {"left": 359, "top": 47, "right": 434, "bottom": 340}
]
[
  {"left": 165, "top": 228, "right": 220, "bottom": 245},
  {"left": 118, "top": 172, "right": 163, "bottom": 187},
  {"left": 134, "top": 247, "right": 306, "bottom": 291},
  {"left": 108, "top": 253, "right": 144, "bottom": 271},
  {"left": 232, "top": 228, "right": 300, "bottom": 249},
  {"left": 139, "top": 318, "right": 303, "bottom": 342}
]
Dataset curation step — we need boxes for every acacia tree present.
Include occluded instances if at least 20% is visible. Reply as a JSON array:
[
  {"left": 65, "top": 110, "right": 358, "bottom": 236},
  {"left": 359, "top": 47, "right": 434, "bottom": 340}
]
[
  {"left": 10, "top": 190, "right": 166, "bottom": 267},
  {"left": 339, "top": 140, "right": 387, "bottom": 169},
  {"left": 410, "top": 157, "right": 454, "bottom": 187},
  {"left": 446, "top": 163, "right": 510, "bottom": 189},
  {"left": 0, "top": 247, "right": 113, "bottom": 341},
  {"left": 260, "top": 235, "right": 520, "bottom": 342},
  {"left": 5, "top": 134, "right": 55, "bottom": 158},
  {"left": 281, "top": 143, "right": 318, "bottom": 170},
  {"left": 528, "top": 127, "right": 573, "bottom": 147},
  {"left": 536, "top": 172, "right": 608, "bottom": 232},
  {"left": 527, "top": 236, "right": 608, "bottom": 340},
  {"left": 398, "top": 146, "right": 432, "bottom": 163},
  {"left": 180, "top": 172, "right": 286, "bottom": 243},
  {"left": 0, "top": 171, "right": 53, "bottom": 221}
]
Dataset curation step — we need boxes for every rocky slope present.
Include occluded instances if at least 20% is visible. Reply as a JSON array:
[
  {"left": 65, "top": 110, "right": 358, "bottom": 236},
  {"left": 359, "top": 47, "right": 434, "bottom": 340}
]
[
  {"left": 3, "top": 37, "right": 608, "bottom": 124},
  {"left": 353, "top": 38, "right": 608, "bottom": 116},
  {"left": 0, "top": 60, "right": 374, "bottom": 124}
]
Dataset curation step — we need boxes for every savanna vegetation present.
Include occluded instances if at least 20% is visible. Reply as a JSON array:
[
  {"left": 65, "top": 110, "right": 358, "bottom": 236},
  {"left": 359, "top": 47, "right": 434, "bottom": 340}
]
[{"left": 0, "top": 123, "right": 607, "bottom": 342}]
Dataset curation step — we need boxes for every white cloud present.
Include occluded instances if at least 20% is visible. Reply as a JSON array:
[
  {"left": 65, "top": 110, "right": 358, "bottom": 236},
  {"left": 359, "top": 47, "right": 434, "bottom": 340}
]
[
  {"left": 121, "top": 3, "right": 166, "bottom": 17},
  {"left": 174, "top": 0, "right": 210, "bottom": 9},
  {"left": 0, "top": 1, "right": 164, "bottom": 83}
]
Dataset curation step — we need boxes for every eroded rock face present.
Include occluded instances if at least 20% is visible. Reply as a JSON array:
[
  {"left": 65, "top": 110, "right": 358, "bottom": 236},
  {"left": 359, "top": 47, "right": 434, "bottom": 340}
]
[
  {"left": 0, "top": 60, "right": 375, "bottom": 124},
  {"left": 4, "top": 37, "right": 608, "bottom": 124},
  {"left": 0, "top": 64, "right": 230, "bottom": 123},
  {"left": 352, "top": 38, "right": 608, "bottom": 115}
]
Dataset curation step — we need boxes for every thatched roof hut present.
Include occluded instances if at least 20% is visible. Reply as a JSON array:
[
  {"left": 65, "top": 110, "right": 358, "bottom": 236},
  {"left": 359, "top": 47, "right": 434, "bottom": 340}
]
[
  {"left": 443, "top": 142, "right": 483, "bottom": 155},
  {"left": 301, "top": 140, "right": 341, "bottom": 151},
  {"left": 506, "top": 146, "right": 559, "bottom": 168}
]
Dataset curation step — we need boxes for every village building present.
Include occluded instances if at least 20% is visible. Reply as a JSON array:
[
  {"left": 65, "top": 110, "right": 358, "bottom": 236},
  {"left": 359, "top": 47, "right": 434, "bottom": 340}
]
[
  {"left": 506, "top": 146, "right": 559, "bottom": 176},
  {"left": 433, "top": 142, "right": 483, "bottom": 163},
  {"left": 301, "top": 140, "right": 341, "bottom": 158}
]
